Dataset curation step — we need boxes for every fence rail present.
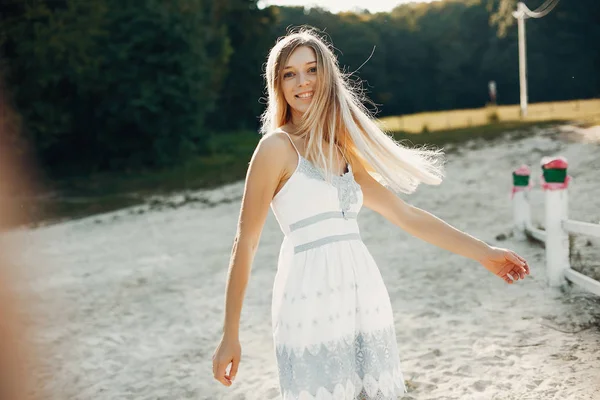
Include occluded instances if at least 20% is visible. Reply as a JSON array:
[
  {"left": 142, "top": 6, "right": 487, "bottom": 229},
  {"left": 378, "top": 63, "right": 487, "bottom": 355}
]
[
  {"left": 512, "top": 157, "right": 600, "bottom": 296},
  {"left": 563, "top": 269, "right": 600, "bottom": 297},
  {"left": 563, "top": 220, "right": 600, "bottom": 237},
  {"left": 524, "top": 225, "right": 546, "bottom": 243}
]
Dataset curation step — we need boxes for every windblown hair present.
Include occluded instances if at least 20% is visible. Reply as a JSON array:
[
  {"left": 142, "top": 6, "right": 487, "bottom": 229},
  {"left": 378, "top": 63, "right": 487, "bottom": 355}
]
[{"left": 260, "top": 27, "right": 445, "bottom": 194}]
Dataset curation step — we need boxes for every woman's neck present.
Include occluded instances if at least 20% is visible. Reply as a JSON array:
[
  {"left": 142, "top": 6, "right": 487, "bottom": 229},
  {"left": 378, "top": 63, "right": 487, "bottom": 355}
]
[
  {"left": 282, "top": 121, "right": 302, "bottom": 137},
  {"left": 290, "top": 109, "right": 305, "bottom": 128}
]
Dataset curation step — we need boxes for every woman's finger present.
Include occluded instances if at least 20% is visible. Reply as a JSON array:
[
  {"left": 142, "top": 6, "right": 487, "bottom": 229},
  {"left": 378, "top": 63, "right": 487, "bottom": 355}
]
[
  {"left": 226, "top": 357, "right": 240, "bottom": 382},
  {"left": 510, "top": 267, "right": 521, "bottom": 280},
  {"left": 506, "top": 251, "right": 524, "bottom": 268},
  {"left": 512, "top": 252, "right": 530, "bottom": 274},
  {"left": 214, "top": 361, "right": 232, "bottom": 386},
  {"left": 522, "top": 259, "right": 530, "bottom": 275},
  {"left": 517, "top": 266, "right": 527, "bottom": 279}
]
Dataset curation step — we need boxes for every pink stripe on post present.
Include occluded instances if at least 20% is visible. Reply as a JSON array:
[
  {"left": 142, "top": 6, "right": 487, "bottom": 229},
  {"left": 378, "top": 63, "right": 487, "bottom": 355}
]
[{"left": 541, "top": 156, "right": 568, "bottom": 170}]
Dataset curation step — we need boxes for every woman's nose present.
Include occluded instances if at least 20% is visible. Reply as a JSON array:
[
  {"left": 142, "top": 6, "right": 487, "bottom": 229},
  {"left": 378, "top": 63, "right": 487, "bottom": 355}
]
[{"left": 297, "top": 73, "right": 311, "bottom": 86}]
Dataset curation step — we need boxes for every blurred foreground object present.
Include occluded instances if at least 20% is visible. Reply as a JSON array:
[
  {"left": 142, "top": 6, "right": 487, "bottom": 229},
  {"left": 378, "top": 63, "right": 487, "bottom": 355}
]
[{"left": 0, "top": 83, "right": 42, "bottom": 400}]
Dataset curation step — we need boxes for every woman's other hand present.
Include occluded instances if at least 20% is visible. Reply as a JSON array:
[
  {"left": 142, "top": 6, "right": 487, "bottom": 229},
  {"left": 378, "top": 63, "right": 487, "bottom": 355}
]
[
  {"left": 478, "top": 246, "right": 530, "bottom": 284},
  {"left": 212, "top": 335, "right": 242, "bottom": 387}
]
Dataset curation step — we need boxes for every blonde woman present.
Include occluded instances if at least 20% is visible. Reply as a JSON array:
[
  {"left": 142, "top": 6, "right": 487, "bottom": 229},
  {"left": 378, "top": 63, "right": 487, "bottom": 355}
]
[{"left": 212, "top": 28, "right": 530, "bottom": 399}]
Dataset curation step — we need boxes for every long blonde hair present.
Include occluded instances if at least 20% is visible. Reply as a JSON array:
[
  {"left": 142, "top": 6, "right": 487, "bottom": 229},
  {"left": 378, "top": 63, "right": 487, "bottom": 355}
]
[{"left": 260, "top": 27, "right": 445, "bottom": 194}]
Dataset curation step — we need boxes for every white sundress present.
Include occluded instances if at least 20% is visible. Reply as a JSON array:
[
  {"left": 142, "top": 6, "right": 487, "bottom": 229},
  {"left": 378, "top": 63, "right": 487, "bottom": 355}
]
[{"left": 270, "top": 129, "right": 407, "bottom": 400}]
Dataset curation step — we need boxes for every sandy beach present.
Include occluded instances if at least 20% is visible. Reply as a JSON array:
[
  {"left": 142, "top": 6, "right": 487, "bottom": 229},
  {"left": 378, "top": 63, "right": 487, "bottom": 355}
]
[{"left": 5, "top": 124, "right": 600, "bottom": 400}]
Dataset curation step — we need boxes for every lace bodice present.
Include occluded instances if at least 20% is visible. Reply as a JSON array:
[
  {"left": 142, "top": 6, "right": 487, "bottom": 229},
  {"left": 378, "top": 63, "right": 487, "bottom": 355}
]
[
  {"left": 295, "top": 155, "right": 362, "bottom": 218},
  {"left": 270, "top": 129, "right": 363, "bottom": 238}
]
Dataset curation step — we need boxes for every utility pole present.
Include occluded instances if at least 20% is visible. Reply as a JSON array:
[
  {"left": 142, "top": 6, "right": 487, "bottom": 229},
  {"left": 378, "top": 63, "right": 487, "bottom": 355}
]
[
  {"left": 512, "top": 0, "right": 560, "bottom": 119},
  {"left": 515, "top": 2, "right": 528, "bottom": 118}
]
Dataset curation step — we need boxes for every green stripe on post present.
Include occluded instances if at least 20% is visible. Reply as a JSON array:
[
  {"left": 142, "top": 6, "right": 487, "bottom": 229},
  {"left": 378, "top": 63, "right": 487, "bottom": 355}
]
[
  {"left": 512, "top": 173, "right": 530, "bottom": 187},
  {"left": 543, "top": 168, "right": 567, "bottom": 183}
]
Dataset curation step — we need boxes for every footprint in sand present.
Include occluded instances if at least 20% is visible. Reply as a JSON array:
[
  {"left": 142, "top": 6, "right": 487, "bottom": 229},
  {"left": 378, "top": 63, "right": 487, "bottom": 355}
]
[{"left": 472, "top": 379, "right": 493, "bottom": 392}]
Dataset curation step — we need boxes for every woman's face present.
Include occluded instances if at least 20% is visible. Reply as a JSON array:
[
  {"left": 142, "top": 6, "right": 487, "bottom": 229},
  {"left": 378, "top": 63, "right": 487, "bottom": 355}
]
[{"left": 280, "top": 46, "right": 318, "bottom": 120}]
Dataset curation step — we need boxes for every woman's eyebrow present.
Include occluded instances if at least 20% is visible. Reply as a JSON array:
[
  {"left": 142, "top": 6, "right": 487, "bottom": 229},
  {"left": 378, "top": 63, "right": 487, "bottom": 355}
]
[{"left": 283, "top": 61, "right": 317, "bottom": 69}]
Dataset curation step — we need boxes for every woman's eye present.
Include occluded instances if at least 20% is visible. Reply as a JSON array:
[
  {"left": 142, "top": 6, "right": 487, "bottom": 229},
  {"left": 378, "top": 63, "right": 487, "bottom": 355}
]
[
  {"left": 308, "top": 67, "right": 317, "bottom": 73},
  {"left": 283, "top": 72, "right": 294, "bottom": 78}
]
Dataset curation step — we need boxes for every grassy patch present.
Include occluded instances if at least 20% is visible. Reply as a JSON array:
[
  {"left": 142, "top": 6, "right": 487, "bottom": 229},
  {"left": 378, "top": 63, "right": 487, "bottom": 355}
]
[
  {"left": 378, "top": 99, "right": 600, "bottom": 133},
  {"left": 27, "top": 131, "right": 261, "bottom": 226},
  {"left": 51, "top": 130, "right": 260, "bottom": 197}
]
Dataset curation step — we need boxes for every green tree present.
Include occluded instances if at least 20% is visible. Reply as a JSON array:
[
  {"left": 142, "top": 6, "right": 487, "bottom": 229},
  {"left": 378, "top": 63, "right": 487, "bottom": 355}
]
[
  {"left": 205, "top": 0, "right": 277, "bottom": 132},
  {"left": 1, "top": 0, "right": 232, "bottom": 174}
]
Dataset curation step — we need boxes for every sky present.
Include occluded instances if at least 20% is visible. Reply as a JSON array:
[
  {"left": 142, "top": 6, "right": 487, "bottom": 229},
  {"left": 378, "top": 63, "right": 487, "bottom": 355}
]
[{"left": 257, "top": 0, "right": 439, "bottom": 14}]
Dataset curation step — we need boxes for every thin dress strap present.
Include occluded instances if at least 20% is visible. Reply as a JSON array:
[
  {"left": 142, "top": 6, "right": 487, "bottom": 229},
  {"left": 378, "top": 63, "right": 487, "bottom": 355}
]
[
  {"left": 335, "top": 143, "right": 349, "bottom": 166},
  {"left": 276, "top": 128, "right": 301, "bottom": 157},
  {"left": 276, "top": 128, "right": 349, "bottom": 173},
  {"left": 333, "top": 142, "right": 351, "bottom": 173}
]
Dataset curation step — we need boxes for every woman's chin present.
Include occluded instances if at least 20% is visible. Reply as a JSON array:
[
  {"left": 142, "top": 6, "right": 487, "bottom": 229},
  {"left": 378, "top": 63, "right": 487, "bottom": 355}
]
[
  {"left": 294, "top": 103, "right": 312, "bottom": 113},
  {"left": 290, "top": 106, "right": 309, "bottom": 117}
]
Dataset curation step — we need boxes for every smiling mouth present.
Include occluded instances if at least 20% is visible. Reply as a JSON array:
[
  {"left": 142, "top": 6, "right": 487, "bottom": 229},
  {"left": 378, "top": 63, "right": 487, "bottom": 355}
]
[{"left": 295, "top": 91, "right": 314, "bottom": 99}]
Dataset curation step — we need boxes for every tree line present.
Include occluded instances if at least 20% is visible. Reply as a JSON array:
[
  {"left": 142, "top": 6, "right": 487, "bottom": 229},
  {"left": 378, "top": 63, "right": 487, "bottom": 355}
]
[{"left": 1, "top": 0, "right": 598, "bottom": 177}]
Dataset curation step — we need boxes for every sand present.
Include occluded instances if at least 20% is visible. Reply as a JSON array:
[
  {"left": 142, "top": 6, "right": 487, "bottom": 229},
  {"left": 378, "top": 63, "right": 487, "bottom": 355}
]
[{"left": 4, "top": 124, "right": 600, "bottom": 400}]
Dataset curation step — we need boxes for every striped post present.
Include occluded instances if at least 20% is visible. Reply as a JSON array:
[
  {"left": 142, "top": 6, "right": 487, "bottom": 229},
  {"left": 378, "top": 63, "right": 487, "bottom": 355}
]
[
  {"left": 512, "top": 165, "right": 533, "bottom": 240},
  {"left": 540, "top": 156, "right": 571, "bottom": 288}
]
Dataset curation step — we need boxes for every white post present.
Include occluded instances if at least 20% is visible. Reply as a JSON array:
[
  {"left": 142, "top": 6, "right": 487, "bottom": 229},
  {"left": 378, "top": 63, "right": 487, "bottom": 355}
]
[
  {"left": 545, "top": 191, "right": 569, "bottom": 287},
  {"left": 541, "top": 157, "right": 570, "bottom": 288},
  {"left": 513, "top": 192, "right": 531, "bottom": 240},
  {"left": 512, "top": 165, "right": 532, "bottom": 240},
  {"left": 517, "top": 2, "right": 528, "bottom": 118}
]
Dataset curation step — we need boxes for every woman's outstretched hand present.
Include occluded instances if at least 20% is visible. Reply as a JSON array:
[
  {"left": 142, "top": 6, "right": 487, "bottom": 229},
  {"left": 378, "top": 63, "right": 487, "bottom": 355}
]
[
  {"left": 212, "top": 335, "right": 241, "bottom": 387},
  {"left": 477, "top": 246, "right": 530, "bottom": 284}
]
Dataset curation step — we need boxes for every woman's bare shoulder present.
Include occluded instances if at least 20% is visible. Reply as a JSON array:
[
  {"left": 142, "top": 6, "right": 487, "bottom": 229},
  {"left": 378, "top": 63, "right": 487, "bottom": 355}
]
[
  {"left": 249, "top": 130, "right": 296, "bottom": 172},
  {"left": 256, "top": 130, "right": 294, "bottom": 156}
]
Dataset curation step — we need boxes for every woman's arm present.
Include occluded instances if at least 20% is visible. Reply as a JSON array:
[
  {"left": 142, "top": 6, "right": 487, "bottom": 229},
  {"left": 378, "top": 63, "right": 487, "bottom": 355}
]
[
  {"left": 213, "top": 133, "right": 291, "bottom": 386},
  {"left": 352, "top": 159, "right": 529, "bottom": 282},
  {"left": 221, "top": 133, "right": 289, "bottom": 338}
]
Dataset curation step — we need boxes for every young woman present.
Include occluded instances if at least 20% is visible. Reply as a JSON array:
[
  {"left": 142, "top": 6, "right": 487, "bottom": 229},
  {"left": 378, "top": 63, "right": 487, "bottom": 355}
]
[{"left": 212, "top": 28, "right": 530, "bottom": 400}]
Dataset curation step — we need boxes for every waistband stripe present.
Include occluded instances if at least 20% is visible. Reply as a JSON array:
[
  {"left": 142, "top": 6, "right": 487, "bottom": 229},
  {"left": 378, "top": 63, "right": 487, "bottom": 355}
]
[
  {"left": 289, "top": 211, "right": 358, "bottom": 232},
  {"left": 294, "top": 233, "right": 361, "bottom": 254}
]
